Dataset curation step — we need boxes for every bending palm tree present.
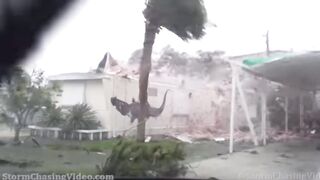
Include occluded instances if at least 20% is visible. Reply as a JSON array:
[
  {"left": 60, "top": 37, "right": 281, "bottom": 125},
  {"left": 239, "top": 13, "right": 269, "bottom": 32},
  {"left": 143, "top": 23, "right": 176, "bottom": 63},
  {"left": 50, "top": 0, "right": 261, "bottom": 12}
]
[{"left": 138, "top": 0, "right": 207, "bottom": 141}]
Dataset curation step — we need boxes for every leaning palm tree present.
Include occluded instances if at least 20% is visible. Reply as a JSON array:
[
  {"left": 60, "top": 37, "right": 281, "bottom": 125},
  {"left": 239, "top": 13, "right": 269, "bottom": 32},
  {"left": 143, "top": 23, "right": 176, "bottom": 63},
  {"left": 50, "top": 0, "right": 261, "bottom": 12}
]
[
  {"left": 137, "top": 0, "right": 207, "bottom": 141},
  {"left": 64, "top": 103, "right": 101, "bottom": 132}
]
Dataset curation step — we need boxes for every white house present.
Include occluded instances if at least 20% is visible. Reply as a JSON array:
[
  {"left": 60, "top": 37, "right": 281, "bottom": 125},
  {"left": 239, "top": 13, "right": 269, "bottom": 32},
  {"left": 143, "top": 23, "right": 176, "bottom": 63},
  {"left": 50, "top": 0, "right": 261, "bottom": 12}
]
[{"left": 48, "top": 53, "right": 223, "bottom": 137}]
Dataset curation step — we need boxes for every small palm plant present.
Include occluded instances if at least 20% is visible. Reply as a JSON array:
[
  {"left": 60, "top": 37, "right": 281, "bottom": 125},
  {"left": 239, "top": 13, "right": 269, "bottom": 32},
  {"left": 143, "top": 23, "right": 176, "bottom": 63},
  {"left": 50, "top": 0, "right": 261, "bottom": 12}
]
[
  {"left": 64, "top": 103, "right": 101, "bottom": 131},
  {"left": 40, "top": 105, "right": 65, "bottom": 127}
]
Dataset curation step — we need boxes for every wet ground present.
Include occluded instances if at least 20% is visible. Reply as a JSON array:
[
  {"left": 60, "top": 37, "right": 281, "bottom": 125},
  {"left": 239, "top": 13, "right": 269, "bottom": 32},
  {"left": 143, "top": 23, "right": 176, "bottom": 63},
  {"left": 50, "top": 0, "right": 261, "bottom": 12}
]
[{"left": 188, "top": 138, "right": 320, "bottom": 180}]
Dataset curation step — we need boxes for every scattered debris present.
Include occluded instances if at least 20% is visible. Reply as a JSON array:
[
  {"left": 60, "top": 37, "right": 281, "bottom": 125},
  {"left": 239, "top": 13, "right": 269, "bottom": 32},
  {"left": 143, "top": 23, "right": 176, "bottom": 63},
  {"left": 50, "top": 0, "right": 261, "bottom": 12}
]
[
  {"left": 32, "top": 137, "right": 41, "bottom": 147},
  {"left": 145, "top": 136, "right": 152, "bottom": 143},
  {"left": 269, "top": 130, "right": 300, "bottom": 142},
  {"left": 96, "top": 152, "right": 107, "bottom": 155},
  {"left": 239, "top": 126, "right": 250, "bottom": 132},
  {"left": 173, "top": 135, "right": 193, "bottom": 143},
  {"left": 249, "top": 150, "right": 258, "bottom": 154},
  {"left": 279, "top": 153, "right": 293, "bottom": 159},
  {"left": 214, "top": 137, "right": 225, "bottom": 142}
]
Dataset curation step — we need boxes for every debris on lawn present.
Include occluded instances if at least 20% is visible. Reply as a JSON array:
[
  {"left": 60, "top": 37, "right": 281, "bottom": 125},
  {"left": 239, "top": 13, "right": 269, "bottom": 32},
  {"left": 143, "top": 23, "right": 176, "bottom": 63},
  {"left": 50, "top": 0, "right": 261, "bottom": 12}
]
[
  {"left": 31, "top": 137, "right": 41, "bottom": 148},
  {"left": 279, "top": 153, "right": 293, "bottom": 159},
  {"left": 268, "top": 130, "right": 300, "bottom": 142},
  {"left": 169, "top": 134, "right": 193, "bottom": 143},
  {"left": 214, "top": 137, "right": 225, "bottom": 142},
  {"left": 145, "top": 136, "right": 152, "bottom": 142},
  {"left": 249, "top": 150, "right": 258, "bottom": 154},
  {"left": 96, "top": 152, "right": 107, "bottom": 155}
]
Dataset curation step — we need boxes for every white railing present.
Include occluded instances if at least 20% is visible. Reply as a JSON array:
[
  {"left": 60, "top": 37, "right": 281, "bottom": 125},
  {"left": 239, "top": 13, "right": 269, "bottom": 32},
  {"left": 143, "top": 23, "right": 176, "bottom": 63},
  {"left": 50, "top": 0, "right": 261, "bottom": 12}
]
[{"left": 28, "top": 125, "right": 110, "bottom": 141}]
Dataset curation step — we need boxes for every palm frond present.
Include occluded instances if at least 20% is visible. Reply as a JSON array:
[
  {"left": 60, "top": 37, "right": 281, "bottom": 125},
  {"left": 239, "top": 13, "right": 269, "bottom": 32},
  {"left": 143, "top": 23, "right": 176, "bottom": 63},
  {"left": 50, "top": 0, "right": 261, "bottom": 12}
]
[
  {"left": 144, "top": 0, "right": 207, "bottom": 41},
  {"left": 64, "top": 103, "right": 101, "bottom": 131}
]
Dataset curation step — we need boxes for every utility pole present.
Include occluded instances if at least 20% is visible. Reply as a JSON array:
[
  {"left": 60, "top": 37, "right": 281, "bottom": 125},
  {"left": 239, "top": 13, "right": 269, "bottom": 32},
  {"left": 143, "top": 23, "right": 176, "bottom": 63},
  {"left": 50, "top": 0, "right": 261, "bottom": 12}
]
[{"left": 265, "top": 31, "right": 270, "bottom": 57}]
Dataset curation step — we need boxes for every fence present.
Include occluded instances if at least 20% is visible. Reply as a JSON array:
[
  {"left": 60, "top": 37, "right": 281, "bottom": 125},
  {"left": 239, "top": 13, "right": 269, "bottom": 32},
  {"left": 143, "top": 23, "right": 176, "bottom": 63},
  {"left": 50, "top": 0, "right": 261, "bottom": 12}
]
[{"left": 28, "top": 125, "right": 110, "bottom": 141}]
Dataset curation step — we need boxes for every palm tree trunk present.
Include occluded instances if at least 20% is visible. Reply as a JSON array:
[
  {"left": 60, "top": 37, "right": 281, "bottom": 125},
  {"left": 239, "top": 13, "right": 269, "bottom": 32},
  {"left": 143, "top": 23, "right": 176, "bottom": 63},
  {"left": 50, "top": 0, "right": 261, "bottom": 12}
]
[{"left": 137, "top": 22, "right": 157, "bottom": 142}]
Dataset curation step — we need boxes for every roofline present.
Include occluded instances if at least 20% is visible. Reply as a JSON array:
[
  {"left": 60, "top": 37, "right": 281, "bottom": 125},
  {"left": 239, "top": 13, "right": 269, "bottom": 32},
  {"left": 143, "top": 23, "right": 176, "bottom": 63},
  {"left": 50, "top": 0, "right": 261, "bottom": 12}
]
[
  {"left": 228, "top": 50, "right": 289, "bottom": 59},
  {"left": 48, "top": 73, "right": 111, "bottom": 81}
]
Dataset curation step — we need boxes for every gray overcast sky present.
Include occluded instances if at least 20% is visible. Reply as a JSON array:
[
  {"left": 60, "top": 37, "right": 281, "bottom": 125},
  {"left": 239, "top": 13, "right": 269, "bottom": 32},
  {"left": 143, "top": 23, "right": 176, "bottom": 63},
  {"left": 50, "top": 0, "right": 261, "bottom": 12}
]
[{"left": 23, "top": 0, "right": 320, "bottom": 76}]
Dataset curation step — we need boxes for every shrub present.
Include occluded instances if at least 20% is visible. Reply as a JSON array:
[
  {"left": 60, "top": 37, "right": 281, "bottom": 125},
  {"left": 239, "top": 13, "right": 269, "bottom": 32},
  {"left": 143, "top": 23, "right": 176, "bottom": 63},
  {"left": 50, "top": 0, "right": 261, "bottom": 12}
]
[
  {"left": 39, "top": 105, "right": 65, "bottom": 127},
  {"left": 98, "top": 140, "right": 187, "bottom": 178},
  {"left": 63, "top": 103, "right": 101, "bottom": 131}
]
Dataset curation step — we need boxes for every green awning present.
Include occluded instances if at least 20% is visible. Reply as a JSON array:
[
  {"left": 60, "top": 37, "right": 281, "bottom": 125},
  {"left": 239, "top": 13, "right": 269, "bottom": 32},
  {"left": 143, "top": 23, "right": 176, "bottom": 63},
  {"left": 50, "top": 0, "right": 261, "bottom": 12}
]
[
  {"left": 242, "top": 53, "right": 295, "bottom": 67},
  {"left": 241, "top": 51, "right": 320, "bottom": 90},
  {"left": 243, "top": 57, "right": 275, "bottom": 67}
]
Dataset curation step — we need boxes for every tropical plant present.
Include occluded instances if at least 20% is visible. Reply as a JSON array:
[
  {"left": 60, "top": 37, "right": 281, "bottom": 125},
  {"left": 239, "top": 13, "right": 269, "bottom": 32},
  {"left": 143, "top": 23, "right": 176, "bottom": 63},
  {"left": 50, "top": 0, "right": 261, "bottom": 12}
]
[
  {"left": 38, "top": 104, "right": 65, "bottom": 127},
  {"left": 137, "top": 0, "right": 207, "bottom": 141},
  {"left": 98, "top": 140, "right": 187, "bottom": 177},
  {"left": 0, "top": 67, "right": 61, "bottom": 142},
  {"left": 63, "top": 103, "right": 101, "bottom": 131}
]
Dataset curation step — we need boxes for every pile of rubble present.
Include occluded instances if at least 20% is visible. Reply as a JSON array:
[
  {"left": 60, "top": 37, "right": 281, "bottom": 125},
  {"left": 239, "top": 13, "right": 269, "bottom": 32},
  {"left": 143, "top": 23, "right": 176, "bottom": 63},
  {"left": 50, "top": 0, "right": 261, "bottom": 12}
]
[{"left": 165, "top": 126, "right": 320, "bottom": 144}]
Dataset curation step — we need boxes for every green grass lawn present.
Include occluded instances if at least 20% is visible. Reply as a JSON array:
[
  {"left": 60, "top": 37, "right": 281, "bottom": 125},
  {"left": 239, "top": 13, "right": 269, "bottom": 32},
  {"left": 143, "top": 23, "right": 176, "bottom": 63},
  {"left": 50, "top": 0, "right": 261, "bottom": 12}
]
[
  {"left": 0, "top": 136, "right": 253, "bottom": 175},
  {"left": 47, "top": 140, "right": 117, "bottom": 152}
]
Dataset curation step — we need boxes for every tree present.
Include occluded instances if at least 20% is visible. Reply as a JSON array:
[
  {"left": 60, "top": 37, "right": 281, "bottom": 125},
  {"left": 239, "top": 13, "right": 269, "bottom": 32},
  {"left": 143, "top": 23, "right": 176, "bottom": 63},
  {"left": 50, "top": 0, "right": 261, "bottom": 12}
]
[
  {"left": 128, "top": 49, "right": 143, "bottom": 65},
  {"left": 137, "top": 0, "right": 207, "bottom": 141},
  {"left": 63, "top": 103, "right": 101, "bottom": 132},
  {"left": 0, "top": 67, "right": 60, "bottom": 143},
  {"left": 154, "top": 46, "right": 188, "bottom": 74}
]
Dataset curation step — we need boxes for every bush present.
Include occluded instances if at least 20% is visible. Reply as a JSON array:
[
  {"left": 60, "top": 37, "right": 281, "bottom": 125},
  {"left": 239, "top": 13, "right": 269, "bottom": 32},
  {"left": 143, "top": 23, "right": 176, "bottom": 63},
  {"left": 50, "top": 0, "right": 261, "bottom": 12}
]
[
  {"left": 38, "top": 105, "right": 65, "bottom": 127},
  {"left": 98, "top": 140, "right": 187, "bottom": 178},
  {"left": 63, "top": 103, "right": 101, "bottom": 131}
]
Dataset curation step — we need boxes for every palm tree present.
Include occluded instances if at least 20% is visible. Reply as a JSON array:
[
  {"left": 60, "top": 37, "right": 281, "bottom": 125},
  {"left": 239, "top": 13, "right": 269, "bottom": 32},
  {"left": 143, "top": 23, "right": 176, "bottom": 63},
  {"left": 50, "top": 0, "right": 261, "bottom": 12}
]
[
  {"left": 64, "top": 103, "right": 101, "bottom": 131},
  {"left": 137, "top": 0, "right": 207, "bottom": 141}
]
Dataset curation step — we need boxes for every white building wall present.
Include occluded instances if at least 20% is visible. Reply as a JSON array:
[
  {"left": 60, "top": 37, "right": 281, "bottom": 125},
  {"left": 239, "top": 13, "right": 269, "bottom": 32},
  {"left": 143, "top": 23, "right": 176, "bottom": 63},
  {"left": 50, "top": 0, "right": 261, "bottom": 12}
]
[
  {"left": 104, "top": 76, "right": 217, "bottom": 136},
  {"left": 54, "top": 80, "right": 84, "bottom": 106},
  {"left": 84, "top": 79, "right": 109, "bottom": 128},
  {"left": 53, "top": 75, "right": 220, "bottom": 136}
]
